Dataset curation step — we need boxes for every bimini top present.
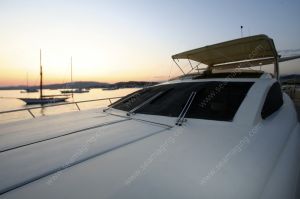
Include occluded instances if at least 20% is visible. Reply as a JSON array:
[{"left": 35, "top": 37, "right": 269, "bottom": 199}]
[{"left": 172, "top": 34, "right": 278, "bottom": 69}]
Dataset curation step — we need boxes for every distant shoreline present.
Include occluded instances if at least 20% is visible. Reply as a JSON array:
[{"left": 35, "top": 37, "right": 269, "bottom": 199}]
[{"left": 0, "top": 81, "right": 158, "bottom": 90}]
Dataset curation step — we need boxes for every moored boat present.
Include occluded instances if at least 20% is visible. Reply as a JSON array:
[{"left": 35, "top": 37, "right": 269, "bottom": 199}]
[
  {"left": 20, "top": 88, "right": 38, "bottom": 93},
  {"left": 18, "top": 97, "right": 67, "bottom": 105},
  {"left": 18, "top": 50, "right": 68, "bottom": 105},
  {"left": 60, "top": 57, "right": 90, "bottom": 94},
  {"left": 61, "top": 88, "right": 89, "bottom": 93}
]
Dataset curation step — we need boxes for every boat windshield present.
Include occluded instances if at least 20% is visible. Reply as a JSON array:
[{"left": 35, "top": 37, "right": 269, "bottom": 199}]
[{"left": 111, "top": 82, "right": 253, "bottom": 121}]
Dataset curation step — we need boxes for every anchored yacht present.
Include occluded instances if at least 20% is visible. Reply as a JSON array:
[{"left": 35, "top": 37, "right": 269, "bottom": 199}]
[
  {"left": 60, "top": 57, "right": 90, "bottom": 94},
  {"left": 0, "top": 35, "right": 300, "bottom": 199},
  {"left": 20, "top": 73, "right": 38, "bottom": 93},
  {"left": 19, "top": 50, "right": 68, "bottom": 105}
]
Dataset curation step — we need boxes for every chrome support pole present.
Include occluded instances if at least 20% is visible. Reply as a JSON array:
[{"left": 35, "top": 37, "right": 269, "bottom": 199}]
[
  {"left": 274, "top": 57, "right": 279, "bottom": 81},
  {"left": 27, "top": 109, "right": 35, "bottom": 118},
  {"left": 173, "top": 59, "right": 186, "bottom": 75},
  {"left": 75, "top": 103, "right": 81, "bottom": 111}
]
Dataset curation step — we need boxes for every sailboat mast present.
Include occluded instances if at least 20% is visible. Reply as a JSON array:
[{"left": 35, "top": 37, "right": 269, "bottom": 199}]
[
  {"left": 40, "top": 49, "right": 43, "bottom": 100},
  {"left": 26, "top": 72, "right": 29, "bottom": 89},
  {"left": 71, "top": 56, "right": 73, "bottom": 84},
  {"left": 71, "top": 56, "right": 73, "bottom": 98}
]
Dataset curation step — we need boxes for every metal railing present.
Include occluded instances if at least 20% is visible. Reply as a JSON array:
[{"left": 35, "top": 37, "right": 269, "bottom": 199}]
[{"left": 0, "top": 96, "right": 123, "bottom": 119}]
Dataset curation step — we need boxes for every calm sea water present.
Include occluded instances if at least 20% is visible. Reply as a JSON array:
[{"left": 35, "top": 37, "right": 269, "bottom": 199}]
[{"left": 0, "top": 88, "right": 138, "bottom": 124}]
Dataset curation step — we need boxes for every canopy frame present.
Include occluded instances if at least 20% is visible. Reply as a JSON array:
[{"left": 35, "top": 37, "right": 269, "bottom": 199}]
[{"left": 171, "top": 34, "right": 283, "bottom": 79}]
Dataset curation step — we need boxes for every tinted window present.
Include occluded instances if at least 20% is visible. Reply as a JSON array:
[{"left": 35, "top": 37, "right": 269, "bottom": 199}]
[
  {"left": 186, "top": 82, "right": 253, "bottom": 121},
  {"left": 112, "top": 82, "right": 253, "bottom": 121},
  {"left": 261, "top": 82, "right": 283, "bottom": 119}
]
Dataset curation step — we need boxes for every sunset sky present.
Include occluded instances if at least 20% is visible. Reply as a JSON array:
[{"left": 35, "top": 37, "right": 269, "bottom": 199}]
[{"left": 0, "top": 0, "right": 300, "bottom": 86}]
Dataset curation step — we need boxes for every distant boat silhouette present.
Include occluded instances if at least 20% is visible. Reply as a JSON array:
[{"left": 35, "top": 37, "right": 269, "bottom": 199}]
[
  {"left": 20, "top": 73, "right": 38, "bottom": 93},
  {"left": 61, "top": 57, "right": 90, "bottom": 94},
  {"left": 20, "top": 88, "right": 38, "bottom": 93},
  {"left": 19, "top": 50, "right": 68, "bottom": 105},
  {"left": 61, "top": 88, "right": 89, "bottom": 93},
  {"left": 102, "top": 87, "right": 118, "bottom": 91}
]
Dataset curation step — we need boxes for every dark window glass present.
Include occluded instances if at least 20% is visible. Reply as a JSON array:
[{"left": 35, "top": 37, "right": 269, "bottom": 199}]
[
  {"left": 111, "top": 82, "right": 254, "bottom": 121},
  {"left": 261, "top": 82, "right": 283, "bottom": 119},
  {"left": 186, "top": 82, "right": 253, "bottom": 121}
]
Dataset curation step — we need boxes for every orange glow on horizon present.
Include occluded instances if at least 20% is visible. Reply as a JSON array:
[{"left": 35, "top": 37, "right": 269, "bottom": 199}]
[
  {"left": 0, "top": 4, "right": 173, "bottom": 87},
  {"left": 1, "top": 1, "right": 299, "bottom": 87}
]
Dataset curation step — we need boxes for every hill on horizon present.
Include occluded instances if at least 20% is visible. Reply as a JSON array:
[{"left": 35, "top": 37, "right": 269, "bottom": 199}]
[{"left": 0, "top": 81, "right": 158, "bottom": 90}]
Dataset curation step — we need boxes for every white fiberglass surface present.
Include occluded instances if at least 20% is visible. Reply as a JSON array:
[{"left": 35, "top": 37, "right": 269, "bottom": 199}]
[
  {"left": 0, "top": 109, "right": 123, "bottom": 152},
  {"left": 0, "top": 116, "right": 292, "bottom": 199},
  {"left": 0, "top": 117, "right": 168, "bottom": 195}
]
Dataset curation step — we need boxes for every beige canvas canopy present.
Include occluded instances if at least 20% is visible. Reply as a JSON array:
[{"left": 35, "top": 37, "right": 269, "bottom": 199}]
[{"left": 172, "top": 34, "right": 280, "bottom": 78}]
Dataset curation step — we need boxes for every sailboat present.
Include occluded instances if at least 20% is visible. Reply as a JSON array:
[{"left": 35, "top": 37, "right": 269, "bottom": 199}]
[
  {"left": 20, "top": 73, "right": 38, "bottom": 93},
  {"left": 19, "top": 50, "right": 68, "bottom": 105},
  {"left": 61, "top": 57, "right": 90, "bottom": 94}
]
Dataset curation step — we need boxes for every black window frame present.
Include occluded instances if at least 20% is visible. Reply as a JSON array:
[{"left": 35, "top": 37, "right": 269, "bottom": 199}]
[{"left": 261, "top": 82, "right": 283, "bottom": 119}]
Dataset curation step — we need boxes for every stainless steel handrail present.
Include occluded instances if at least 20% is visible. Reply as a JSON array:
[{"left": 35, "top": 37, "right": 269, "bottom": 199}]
[{"left": 0, "top": 96, "right": 123, "bottom": 119}]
